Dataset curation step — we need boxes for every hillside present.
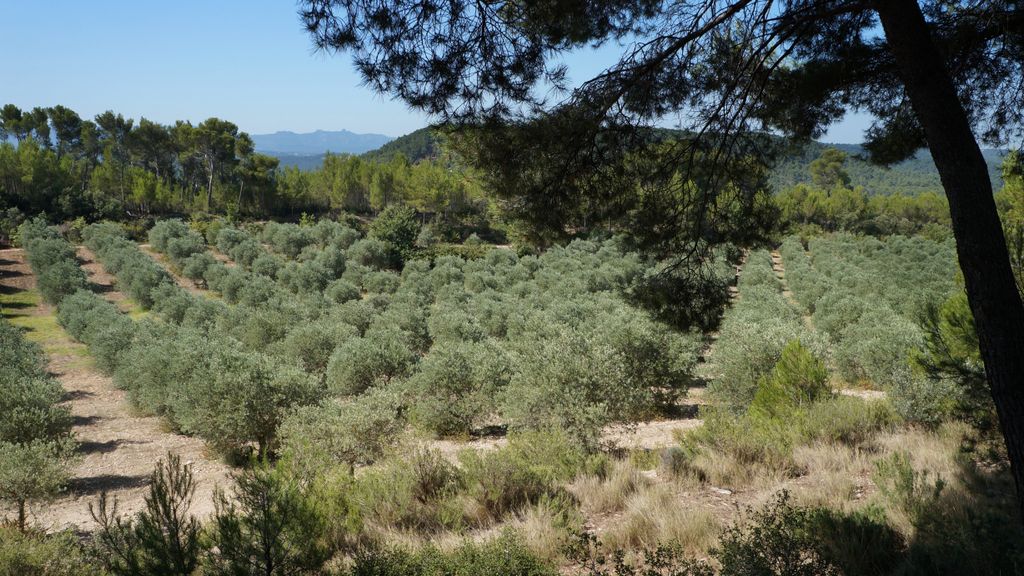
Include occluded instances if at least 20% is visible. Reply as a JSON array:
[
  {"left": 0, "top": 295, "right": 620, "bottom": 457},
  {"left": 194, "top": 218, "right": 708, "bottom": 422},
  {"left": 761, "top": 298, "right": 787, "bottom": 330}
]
[
  {"left": 360, "top": 126, "right": 441, "bottom": 162},
  {"left": 358, "top": 128, "right": 1008, "bottom": 194},
  {"left": 770, "top": 141, "right": 1007, "bottom": 195}
]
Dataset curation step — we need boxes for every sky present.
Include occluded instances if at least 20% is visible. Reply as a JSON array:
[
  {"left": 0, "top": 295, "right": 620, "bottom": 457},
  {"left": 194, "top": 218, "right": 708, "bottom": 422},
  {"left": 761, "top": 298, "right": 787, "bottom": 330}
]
[{"left": 1, "top": 1, "right": 870, "bottom": 142}]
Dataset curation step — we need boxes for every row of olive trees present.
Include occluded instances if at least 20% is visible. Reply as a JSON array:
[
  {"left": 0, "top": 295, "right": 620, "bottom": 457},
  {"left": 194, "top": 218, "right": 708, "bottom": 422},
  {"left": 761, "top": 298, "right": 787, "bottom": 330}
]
[
  {"left": 0, "top": 318, "right": 74, "bottom": 531},
  {"left": 708, "top": 249, "right": 825, "bottom": 413},
  {"left": 76, "top": 218, "right": 707, "bottom": 465},
  {"left": 779, "top": 234, "right": 960, "bottom": 425},
  {"left": 148, "top": 218, "right": 708, "bottom": 453},
  {"left": 39, "top": 222, "right": 327, "bottom": 459},
  {"left": 4, "top": 220, "right": 85, "bottom": 530}
]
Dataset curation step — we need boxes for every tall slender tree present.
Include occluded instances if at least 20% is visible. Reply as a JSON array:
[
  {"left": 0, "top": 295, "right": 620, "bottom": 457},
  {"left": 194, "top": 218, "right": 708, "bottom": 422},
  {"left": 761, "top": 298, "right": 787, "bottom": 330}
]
[
  {"left": 47, "top": 105, "right": 83, "bottom": 159},
  {"left": 301, "top": 0, "right": 1024, "bottom": 517}
]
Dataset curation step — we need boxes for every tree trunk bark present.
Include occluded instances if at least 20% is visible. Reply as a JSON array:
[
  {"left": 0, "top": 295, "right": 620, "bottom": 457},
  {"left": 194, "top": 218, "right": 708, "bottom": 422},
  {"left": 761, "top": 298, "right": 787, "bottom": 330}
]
[{"left": 875, "top": 0, "right": 1024, "bottom": 522}]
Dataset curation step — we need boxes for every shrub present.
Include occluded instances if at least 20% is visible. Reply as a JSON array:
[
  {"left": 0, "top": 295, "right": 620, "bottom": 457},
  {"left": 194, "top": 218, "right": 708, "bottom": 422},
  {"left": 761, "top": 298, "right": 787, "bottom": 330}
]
[
  {"left": 352, "top": 449, "right": 465, "bottom": 533},
  {"left": 887, "top": 367, "right": 960, "bottom": 427},
  {"left": 0, "top": 381, "right": 71, "bottom": 446},
  {"left": 346, "top": 531, "right": 555, "bottom": 576},
  {"left": 709, "top": 281, "right": 824, "bottom": 412},
  {"left": 459, "top": 449, "right": 550, "bottom": 525},
  {"left": 0, "top": 330, "right": 71, "bottom": 445},
  {"left": 325, "top": 328, "right": 417, "bottom": 396},
  {"left": 0, "top": 439, "right": 74, "bottom": 531},
  {"left": 280, "top": 387, "right": 406, "bottom": 475},
  {"left": 273, "top": 320, "right": 358, "bottom": 374},
  {"left": 370, "top": 204, "right": 419, "bottom": 265},
  {"left": 171, "top": 346, "right": 324, "bottom": 458},
  {"left": 325, "top": 279, "right": 361, "bottom": 304},
  {"left": 715, "top": 491, "right": 840, "bottom": 576},
  {"left": 180, "top": 252, "right": 217, "bottom": 282},
  {"left": 35, "top": 260, "right": 88, "bottom": 305},
  {"left": 86, "top": 316, "right": 138, "bottom": 374},
  {"left": 251, "top": 252, "right": 284, "bottom": 278},
  {"left": 750, "top": 340, "right": 830, "bottom": 419},
  {"left": 91, "top": 453, "right": 202, "bottom": 576},
  {"left": 0, "top": 527, "right": 100, "bottom": 575},
  {"left": 407, "top": 341, "right": 509, "bottom": 436},
  {"left": 348, "top": 237, "right": 393, "bottom": 270},
  {"left": 147, "top": 218, "right": 191, "bottom": 253},
  {"left": 503, "top": 329, "right": 658, "bottom": 450},
  {"left": 797, "top": 396, "right": 898, "bottom": 446}
]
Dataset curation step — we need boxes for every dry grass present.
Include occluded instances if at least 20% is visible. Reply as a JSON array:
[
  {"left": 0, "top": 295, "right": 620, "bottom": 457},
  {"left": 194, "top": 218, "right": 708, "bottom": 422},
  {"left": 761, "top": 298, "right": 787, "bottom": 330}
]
[
  {"left": 790, "top": 442, "right": 873, "bottom": 509},
  {"left": 687, "top": 450, "right": 789, "bottom": 492},
  {"left": 508, "top": 502, "right": 573, "bottom": 565},
  {"left": 569, "top": 461, "right": 650, "bottom": 516},
  {"left": 600, "top": 484, "right": 719, "bottom": 554}
]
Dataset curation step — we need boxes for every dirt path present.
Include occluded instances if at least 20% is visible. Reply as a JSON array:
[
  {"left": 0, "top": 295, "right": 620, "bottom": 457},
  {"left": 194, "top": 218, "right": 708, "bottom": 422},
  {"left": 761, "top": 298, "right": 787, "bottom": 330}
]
[
  {"left": 76, "top": 246, "right": 148, "bottom": 318},
  {"left": 770, "top": 249, "right": 885, "bottom": 399},
  {"left": 696, "top": 251, "right": 746, "bottom": 383},
  {"left": 771, "top": 250, "right": 815, "bottom": 332},
  {"left": 0, "top": 248, "right": 230, "bottom": 532},
  {"left": 138, "top": 244, "right": 210, "bottom": 296},
  {"left": 210, "top": 247, "right": 237, "bottom": 268}
]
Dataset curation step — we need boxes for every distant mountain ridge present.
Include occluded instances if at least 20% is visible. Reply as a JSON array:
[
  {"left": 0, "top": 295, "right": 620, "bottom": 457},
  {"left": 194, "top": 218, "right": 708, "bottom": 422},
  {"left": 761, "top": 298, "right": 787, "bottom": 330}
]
[
  {"left": 252, "top": 129, "right": 393, "bottom": 155},
  {"left": 276, "top": 127, "right": 1009, "bottom": 196}
]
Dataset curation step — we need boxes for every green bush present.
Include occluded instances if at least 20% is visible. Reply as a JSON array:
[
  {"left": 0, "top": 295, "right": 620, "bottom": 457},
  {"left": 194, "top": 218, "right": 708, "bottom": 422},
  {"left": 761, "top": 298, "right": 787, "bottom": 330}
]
[
  {"left": 280, "top": 387, "right": 406, "bottom": 475},
  {"left": 91, "top": 453, "right": 202, "bottom": 576},
  {"left": 35, "top": 260, "right": 88, "bottom": 305},
  {"left": 251, "top": 252, "right": 284, "bottom": 278},
  {"left": 750, "top": 340, "right": 830, "bottom": 419},
  {"left": 20, "top": 224, "right": 88, "bottom": 305},
  {"left": 347, "top": 531, "right": 555, "bottom": 576},
  {"left": 715, "top": 491, "right": 840, "bottom": 576},
  {"left": 406, "top": 341, "right": 509, "bottom": 436},
  {"left": 459, "top": 449, "right": 550, "bottom": 524},
  {"left": 797, "top": 396, "right": 898, "bottom": 446},
  {"left": 887, "top": 368, "right": 961, "bottom": 428},
  {"left": 0, "top": 323, "right": 72, "bottom": 446},
  {"left": 325, "top": 279, "right": 361, "bottom": 303},
  {"left": 325, "top": 328, "right": 417, "bottom": 396},
  {"left": 171, "top": 346, "right": 324, "bottom": 457},
  {"left": 0, "top": 527, "right": 102, "bottom": 575},
  {"left": 0, "top": 439, "right": 74, "bottom": 531},
  {"left": 180, "top": 252, "right": 217, "bottom": 281},
  {"left": 348, "top": 237, "right": 393, "bottom": 270},
  {"left": 370, "top": 204, "right": 420, "bottom": 265},
  {"left": 352, "top": 449, "right": 465, "bottom": 533}
]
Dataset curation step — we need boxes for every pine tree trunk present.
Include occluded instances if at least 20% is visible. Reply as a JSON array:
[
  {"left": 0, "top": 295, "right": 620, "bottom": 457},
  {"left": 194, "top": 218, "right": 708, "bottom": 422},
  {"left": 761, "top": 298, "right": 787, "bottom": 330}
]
[{"left": 875, "top": 0, "right": 1024, "bottom": 522}]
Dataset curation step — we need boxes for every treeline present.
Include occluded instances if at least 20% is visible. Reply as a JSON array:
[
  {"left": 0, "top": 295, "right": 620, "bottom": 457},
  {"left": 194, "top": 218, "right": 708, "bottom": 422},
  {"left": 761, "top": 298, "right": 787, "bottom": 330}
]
[
  {"left": 0, "top": 104, "right": 492, "bottom": 238},
  {"left": 769, "top": 141, "right": 1005, "bottom": 196},
  {"left": 775, "top": 149, "right": 952, "bottom": 238}
]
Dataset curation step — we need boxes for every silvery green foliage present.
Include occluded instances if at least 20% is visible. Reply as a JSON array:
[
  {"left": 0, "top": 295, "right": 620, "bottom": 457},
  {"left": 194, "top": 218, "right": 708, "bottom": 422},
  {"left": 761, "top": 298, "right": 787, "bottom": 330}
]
[
  {"left": 783, "top": 233, "right": 956, "bottom": 392},
  {"left": 279, "top": 386, "right": 405, "bottom": 474},
  {"left": 888, "top": 367, "right": 961, "bottom": 427},
  {"left": 710, "top": 250, "right": 825, "bottom": 412}
]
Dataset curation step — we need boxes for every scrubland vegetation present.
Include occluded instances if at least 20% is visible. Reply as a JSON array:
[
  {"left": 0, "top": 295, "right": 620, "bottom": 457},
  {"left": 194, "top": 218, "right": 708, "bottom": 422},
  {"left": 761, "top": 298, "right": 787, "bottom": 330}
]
[{"left": 2, "top": 140, "right": 1024, "bottom": 575}]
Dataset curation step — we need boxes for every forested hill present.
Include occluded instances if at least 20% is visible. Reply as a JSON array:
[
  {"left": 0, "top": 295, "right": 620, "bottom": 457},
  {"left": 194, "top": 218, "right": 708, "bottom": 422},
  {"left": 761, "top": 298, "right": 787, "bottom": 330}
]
[
  {"left": 356, "top": 128, "right": 1008, "bottom": 195},
  {"left": 360, "top": 127, "right": 440, "bottom": 162},
  {"left": 770, "top": 141, "right": 1007, "bottom": 195}
]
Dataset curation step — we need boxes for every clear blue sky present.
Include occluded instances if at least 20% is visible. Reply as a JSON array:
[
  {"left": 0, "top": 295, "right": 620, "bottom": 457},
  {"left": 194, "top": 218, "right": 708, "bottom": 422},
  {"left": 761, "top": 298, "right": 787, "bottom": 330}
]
[{"left": 1, "top": 0, "right": 869, "bottom": 142}]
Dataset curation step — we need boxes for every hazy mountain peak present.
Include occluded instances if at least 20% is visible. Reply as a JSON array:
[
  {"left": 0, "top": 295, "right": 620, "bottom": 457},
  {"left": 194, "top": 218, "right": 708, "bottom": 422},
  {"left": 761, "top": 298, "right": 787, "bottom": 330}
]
[{"left": 251, "top": 129, "right": 393, "bottom": 155}]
